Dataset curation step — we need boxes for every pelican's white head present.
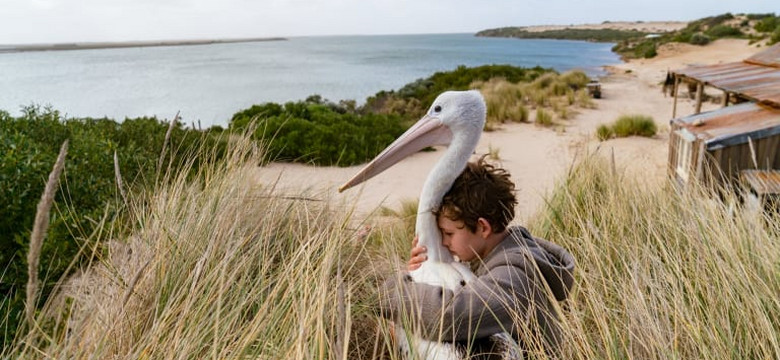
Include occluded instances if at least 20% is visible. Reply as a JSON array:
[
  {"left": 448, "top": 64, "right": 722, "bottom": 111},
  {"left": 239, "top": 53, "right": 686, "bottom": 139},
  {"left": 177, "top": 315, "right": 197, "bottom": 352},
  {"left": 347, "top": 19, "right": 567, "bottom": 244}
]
[
  {"left": 427, "top": 90, "right": 486, "bottom": 135},
  {"left": 339, "top": 90, "right": 486, "bottom": 192}
]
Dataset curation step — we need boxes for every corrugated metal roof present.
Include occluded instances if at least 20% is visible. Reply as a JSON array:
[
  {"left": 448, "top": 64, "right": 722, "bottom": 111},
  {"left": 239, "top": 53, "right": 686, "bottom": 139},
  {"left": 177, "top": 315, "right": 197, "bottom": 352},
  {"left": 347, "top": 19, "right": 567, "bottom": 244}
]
[
  {"left": 672, "top": 102, "right": 780, "bottom": 149},
  {"left": 741, "top": 170, "right": 780, "bottom": 195},
  {"left": 673, "top": 62, "right": 780, "bottom": 107},
  {"left": 745, "top": 43, "right": 780, "bottom": 68}
]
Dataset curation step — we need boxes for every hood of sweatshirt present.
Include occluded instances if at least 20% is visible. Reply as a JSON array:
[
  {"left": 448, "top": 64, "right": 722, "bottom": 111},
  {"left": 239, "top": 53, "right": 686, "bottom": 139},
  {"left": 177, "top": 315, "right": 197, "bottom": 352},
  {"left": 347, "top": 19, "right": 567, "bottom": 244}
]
[{"left": 479, "top": 226, "right": 575, "bottom": 301}]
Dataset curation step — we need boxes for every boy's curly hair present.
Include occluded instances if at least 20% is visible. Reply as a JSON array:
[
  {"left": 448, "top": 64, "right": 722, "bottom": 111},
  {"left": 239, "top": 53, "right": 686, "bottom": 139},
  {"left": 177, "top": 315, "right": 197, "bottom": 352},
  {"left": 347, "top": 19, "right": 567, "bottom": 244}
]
[{"left": 436, "top": 156, "right": 517, "bottom": 233}]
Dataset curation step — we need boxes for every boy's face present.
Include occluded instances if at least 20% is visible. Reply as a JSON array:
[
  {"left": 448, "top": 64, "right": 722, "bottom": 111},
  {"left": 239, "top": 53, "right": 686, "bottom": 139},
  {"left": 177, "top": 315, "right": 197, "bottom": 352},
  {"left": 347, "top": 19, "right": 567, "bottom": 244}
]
[{"left": 437, "top": 215, "right": 485, "bottom": 262}]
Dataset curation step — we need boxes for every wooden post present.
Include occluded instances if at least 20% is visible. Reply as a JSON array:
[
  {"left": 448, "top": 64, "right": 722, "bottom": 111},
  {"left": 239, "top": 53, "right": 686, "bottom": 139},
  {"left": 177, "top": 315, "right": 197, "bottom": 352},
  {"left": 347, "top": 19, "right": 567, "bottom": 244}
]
[
  {"left": 695, "top": 83, "right": 703, "bottom": 114},
  {"left": 722, "top": 92, "right": 730, "bottom": 107},
  {"left": 672, "top": 76, "right": 680, "bottom": 119}
]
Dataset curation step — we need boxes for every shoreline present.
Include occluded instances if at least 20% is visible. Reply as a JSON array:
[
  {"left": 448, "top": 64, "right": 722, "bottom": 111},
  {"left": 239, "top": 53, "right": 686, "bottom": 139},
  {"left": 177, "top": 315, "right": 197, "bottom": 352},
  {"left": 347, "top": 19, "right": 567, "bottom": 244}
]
[{"left": 0, "top": 37, "right": 287, "bottom": 54}]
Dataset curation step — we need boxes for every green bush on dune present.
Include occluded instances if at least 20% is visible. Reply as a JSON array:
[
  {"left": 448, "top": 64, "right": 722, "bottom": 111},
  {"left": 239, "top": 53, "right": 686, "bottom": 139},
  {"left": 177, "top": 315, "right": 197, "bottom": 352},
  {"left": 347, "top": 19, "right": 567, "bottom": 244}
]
[
  {"left": 229, "top": 98, "right": 405, "bottom": 166},
  {"left": 0, "top": 106, "right": 223, "bottom": 347}
]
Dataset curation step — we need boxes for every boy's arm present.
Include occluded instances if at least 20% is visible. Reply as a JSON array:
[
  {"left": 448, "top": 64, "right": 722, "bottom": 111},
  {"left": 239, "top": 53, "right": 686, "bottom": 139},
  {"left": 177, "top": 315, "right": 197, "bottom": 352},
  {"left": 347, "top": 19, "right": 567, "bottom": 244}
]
[{"left": 380, "top": 264, "right": 540, "bottom": 342}]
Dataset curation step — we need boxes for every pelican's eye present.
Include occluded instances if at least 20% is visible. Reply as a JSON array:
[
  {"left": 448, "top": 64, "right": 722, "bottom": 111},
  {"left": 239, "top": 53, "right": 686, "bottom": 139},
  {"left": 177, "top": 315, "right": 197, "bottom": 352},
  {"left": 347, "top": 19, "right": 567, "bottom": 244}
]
[{"left": 434, "top": 105, "right": 442, "bottom": 113}]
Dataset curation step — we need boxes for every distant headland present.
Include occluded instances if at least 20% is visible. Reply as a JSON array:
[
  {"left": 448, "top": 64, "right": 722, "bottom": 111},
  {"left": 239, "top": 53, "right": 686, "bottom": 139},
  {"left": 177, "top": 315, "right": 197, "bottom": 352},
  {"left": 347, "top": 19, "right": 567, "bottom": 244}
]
[
  {"left": 0, "top": 37, "right": 287, "bottom": 53},
  {"left": 477, "top": 13, "right": 780, "bottom": 59}
]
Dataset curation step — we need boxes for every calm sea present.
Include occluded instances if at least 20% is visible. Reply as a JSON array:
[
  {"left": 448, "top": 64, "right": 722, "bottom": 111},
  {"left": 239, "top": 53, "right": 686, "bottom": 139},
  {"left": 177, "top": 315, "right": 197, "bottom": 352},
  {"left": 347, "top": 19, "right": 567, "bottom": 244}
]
[{"left": 0, "top": 33, "right": 620, "bottom": 127}]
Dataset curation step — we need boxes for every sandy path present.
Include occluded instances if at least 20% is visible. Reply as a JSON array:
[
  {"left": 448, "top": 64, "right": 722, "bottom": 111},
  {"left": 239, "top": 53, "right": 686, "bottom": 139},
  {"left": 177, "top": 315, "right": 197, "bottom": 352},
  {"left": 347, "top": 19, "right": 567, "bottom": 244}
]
[{"left": 252, "top": 39, "right": 764, "bottom": 224}]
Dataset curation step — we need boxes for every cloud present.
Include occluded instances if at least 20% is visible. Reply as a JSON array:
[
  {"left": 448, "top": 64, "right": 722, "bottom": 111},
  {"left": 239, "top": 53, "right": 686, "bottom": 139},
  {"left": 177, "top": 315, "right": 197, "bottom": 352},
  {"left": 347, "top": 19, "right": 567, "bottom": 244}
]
[{"left": 0, "top": 0, "right": 778, "bottom": 44}]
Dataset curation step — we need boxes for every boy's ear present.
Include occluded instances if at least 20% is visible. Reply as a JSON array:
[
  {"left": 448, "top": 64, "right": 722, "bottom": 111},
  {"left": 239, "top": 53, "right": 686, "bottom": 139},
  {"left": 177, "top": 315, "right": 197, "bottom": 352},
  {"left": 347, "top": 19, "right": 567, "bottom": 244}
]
[{"left": 476, "top": 218, "right": 493, "bottom": 239}]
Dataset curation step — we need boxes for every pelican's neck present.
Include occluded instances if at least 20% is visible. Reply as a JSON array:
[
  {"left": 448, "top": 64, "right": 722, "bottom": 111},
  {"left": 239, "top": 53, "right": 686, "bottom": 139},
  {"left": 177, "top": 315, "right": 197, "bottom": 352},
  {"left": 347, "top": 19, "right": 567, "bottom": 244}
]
[{"left": 416, "top": 132, "right": 478, "bottom": 262}]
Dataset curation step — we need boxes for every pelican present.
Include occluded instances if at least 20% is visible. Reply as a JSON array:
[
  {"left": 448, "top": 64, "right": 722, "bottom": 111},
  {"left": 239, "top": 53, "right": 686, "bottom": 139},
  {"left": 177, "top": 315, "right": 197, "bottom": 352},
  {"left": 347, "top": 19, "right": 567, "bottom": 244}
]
[{"left": 340, "top": 90, "right": 517, "bottom": 359}]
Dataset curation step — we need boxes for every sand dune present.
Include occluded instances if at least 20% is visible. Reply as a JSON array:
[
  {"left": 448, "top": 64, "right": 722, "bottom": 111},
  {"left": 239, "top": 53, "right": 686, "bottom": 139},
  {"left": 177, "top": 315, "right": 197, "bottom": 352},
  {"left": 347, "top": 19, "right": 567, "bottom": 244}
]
[
  {"left": 519, "top": 21, "right": 688, "bottom": 34},
  {"left": 252, "top": 39, "right": 765, "bottom": 225}
]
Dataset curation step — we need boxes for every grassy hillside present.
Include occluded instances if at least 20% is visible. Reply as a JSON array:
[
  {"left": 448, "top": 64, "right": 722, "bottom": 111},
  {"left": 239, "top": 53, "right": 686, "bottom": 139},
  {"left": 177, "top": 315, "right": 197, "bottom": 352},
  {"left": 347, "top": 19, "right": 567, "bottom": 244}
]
[
  {"left": 5, "top": 136, "right": 778, "bottom": 358},
  {"left": 478, "top": 13, "right": 780, "bottom": 59}
]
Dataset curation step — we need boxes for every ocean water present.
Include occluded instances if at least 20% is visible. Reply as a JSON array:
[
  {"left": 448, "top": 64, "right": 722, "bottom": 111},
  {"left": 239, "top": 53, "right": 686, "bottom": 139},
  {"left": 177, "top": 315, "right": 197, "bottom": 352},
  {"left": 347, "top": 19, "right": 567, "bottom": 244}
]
[{"left": 0, "top": 33, "right": 620, "bottom": 127}]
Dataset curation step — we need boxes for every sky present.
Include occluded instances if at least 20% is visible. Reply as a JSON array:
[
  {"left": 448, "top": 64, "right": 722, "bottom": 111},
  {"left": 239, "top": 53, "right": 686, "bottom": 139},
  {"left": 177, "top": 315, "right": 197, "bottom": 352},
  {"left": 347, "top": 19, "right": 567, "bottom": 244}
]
[{"left": 1, "top": 0, "right": 777, "bottom": 45}]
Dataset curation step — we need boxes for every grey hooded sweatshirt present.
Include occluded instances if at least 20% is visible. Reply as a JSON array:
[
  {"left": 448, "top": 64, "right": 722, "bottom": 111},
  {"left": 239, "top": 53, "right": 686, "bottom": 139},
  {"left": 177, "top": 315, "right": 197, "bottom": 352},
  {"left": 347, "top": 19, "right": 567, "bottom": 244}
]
[{"left": 380, "top": 226, "right": 575, "bottom": 352}]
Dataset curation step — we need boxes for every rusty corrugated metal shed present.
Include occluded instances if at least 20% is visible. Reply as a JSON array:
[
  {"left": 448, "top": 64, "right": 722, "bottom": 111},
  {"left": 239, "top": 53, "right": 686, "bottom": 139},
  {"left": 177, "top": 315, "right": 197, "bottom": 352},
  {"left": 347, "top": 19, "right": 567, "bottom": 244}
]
[
  {"left": 672, "top": 102, "right": 780, "bottom": 150},
  {"left": 673, "top": 43, "right": 780, "bottom": 107},
  {"left": 745, "top": 43, "right": 780, "bottom": 68},
  {"left": 673, "top": 62, "right": 780, "bottom": 107},
  {"left": 741, "top": 170, "right": 780, "bottom": 195}
]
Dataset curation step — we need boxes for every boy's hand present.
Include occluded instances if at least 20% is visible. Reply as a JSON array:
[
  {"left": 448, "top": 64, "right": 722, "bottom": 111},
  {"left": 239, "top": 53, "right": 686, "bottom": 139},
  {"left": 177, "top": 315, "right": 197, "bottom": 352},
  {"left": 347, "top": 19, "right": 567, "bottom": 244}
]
[{"left": 408, "top": 235, "right": 427, "bottom": 271}]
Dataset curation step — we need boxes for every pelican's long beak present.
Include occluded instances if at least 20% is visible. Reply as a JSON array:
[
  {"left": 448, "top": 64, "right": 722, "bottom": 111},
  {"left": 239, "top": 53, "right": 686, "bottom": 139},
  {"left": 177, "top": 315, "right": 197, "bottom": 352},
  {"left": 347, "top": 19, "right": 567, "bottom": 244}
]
[{"left": 338, "top": 114, "right": 452, "bottom": 192}]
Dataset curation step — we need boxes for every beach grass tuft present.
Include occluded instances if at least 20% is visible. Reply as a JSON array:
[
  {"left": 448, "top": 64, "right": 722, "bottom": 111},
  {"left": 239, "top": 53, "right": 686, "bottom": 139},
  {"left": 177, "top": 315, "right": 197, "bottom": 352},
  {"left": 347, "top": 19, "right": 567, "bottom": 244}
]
[
  {"left": 535, "top": 108, "right": 554, "bottom": 127},
  {"left": 597, "top": 114, "right": 657, "bottom": 140}
]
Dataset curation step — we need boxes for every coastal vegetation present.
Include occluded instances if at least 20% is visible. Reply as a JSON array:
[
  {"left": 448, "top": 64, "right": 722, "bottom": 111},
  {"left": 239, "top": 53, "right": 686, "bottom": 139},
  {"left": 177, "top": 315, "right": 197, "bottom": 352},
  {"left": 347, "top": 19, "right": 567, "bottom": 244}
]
[
  {"left": 4, "top": 137, "right": 778, "bottom": 359},
  {"left": 362, "top": 64, "right": 552, "bottom": 118},
  {"left": 474, "top": 70, "right": 595, "bottom": 129},
  {"left": 596, "top": 114, "right": 657, "bottom": 140},
  {"left": 231, "top": 65, "right": 594, "bottom": 162},
  {"left": 610, "top": 13, "right": 780, "bottom": 58},
  {"left": 1, "top": 64, "right": 597, "bottom": 344},
  {"left": 476, "top": 28, "right": 647, "bottom": 42},
  {"left": 479, "top": 13, "right": 780, "bottom": 59}
]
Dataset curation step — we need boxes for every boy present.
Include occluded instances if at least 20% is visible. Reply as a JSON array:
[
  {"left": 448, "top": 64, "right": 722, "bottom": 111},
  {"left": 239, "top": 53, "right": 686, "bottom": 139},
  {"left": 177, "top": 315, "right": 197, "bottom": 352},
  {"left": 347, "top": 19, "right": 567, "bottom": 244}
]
[{"left": 380, "top": 157, "right": 576, "bottom": 355}]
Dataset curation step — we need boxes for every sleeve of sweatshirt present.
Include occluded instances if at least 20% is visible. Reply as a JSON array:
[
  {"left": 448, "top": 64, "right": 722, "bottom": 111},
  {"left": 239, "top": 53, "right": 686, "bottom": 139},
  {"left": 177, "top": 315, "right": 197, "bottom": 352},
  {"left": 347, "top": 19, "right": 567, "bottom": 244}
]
[{"left": 379, "top": 263, "right": 538, "bottom": 342}]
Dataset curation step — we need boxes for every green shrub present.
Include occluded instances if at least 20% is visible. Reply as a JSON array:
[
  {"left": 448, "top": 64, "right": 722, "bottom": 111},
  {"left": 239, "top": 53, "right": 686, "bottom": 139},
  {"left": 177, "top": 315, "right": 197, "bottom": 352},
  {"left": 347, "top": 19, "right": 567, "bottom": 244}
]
[
  {"left": 230, "top": 100, "right": 404, "bottom": 166},
  {"left": 771, "top": 25, "right": 780, "bottom": 45},
  {"left": 706, "top": 25, "right": 743, "bottom": 38},
  {"left": 755, "top": 16, "right": 779, "bottom": 32},
  {"left": 0, "top": 106, "right": 218, "bottom": 347},
  {"left": 690, "top": 33, "right": 711, "bottom": 45},
  {"left": 612, "top": 115, "right": 657, "bottom": 137},
  {"left": 638, "top": 40, "right": 658, "bottom": 58},
  {"left": 613, "top": 39, "right": 659, "bottom": 59},
  {"left": 747, "top": 13, "right": 775, "bottom": 21}
]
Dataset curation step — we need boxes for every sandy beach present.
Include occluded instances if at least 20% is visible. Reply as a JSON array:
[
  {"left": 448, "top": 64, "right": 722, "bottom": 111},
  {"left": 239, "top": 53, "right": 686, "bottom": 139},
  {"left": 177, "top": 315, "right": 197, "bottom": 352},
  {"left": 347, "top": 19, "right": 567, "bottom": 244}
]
[{"left": 251, "top": 38, "right": 765, "bottom": 225}]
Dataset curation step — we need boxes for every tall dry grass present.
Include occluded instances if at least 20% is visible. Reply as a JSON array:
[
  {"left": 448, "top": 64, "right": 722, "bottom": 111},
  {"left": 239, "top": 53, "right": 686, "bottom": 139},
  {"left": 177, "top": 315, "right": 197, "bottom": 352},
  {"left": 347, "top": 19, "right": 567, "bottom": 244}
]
[
  {"left": 531, "top": 154, "right": 780, "bottom": 359},
  {"left": 9, "top": 134, "right": 401, "bottom": 359},
  {"left": 8, "top": 134, "right": 779, "bottom": 359}
]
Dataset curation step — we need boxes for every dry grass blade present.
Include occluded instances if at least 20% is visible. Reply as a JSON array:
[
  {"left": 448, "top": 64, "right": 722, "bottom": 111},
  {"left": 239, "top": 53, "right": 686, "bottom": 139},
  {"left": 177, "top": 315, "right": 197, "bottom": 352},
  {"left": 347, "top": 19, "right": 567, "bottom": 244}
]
[
  {"left": 114, "top": 150, "right": 128, "bottom": 203},
  {"left": 121, "top": 259, "right": 150, "bottom": 307},
  {"left": 26, "top": 139, "right": 69, "bottom": 328},
  {"left": 157, "top": 111, "right": 180, "bottom": 175}
]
